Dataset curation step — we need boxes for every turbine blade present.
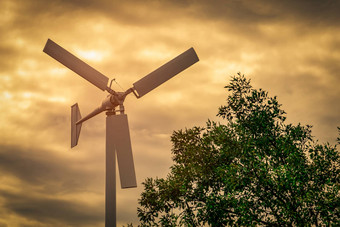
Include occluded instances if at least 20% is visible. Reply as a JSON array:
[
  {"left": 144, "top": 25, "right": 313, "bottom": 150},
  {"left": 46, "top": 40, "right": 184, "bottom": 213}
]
[
  {"left": 107, "top": 114, "right": 137, "bottom": 189},
  {"left": 133, "top": 47, "right": 199, "bottom": 98},
  {"left": 43, "top": 39, "right": 109, "bottom": 91},
  {"left": 71, "top": 103, "right": 82, "bottom": 148}
]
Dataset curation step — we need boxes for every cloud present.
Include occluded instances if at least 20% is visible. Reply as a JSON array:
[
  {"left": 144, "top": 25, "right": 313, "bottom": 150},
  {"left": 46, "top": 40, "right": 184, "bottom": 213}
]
[
  {"left": 0, "top": 189, "right": 103, "bottom": 226},
  {"left": 0, "top": 0, "right": 339, "bottom": 226},
  {"left": 181, "top": 0, "right": 340, "bottom": 27},
  {"left": 0, "top": 144, "right": 106, "bottom": 194},
  {"left": 0, "top": 144, "right": 105, "bottom": 226}
]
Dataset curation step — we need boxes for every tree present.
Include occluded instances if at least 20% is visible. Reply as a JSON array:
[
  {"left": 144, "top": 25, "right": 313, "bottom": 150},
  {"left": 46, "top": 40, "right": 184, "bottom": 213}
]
[{"left": 136, "top": 73, "right": 339, "bottom": 226}]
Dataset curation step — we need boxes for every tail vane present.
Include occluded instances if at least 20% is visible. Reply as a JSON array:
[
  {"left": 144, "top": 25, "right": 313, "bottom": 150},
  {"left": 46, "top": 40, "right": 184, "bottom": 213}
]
[{"left": 71, "top": 103, "right": 82, "bottom": 148}]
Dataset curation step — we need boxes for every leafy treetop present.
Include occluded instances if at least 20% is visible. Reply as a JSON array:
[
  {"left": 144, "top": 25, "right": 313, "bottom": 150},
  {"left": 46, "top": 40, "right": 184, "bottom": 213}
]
[{"left": 135, "top": 73, "right": 339, "bottom": 226}]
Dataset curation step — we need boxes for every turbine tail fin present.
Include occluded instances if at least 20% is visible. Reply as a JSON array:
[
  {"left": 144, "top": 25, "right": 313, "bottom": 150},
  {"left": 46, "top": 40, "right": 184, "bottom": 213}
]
[{"left": 71, "top": 103, "right": 82, "bottom": 148}]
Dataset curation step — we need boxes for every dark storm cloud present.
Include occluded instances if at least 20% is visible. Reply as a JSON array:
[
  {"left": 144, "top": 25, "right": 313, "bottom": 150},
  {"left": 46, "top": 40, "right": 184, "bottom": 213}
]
[
  {"left": 1, "top": 0, "right": 311, "bottom": 32},
  {"left": 169, "top": 0, "right": 340, "bottom": 26},
  {"left": 0, "top": 144, "right": 105, "bottom": 225},
  {"left": 0, "top": 144, "right": 103, "bottom": 194},
  {"left": 269, "top": 0, "right": 340, "bottom": 25},
  {"left": 0, "top": 189, "right": 102, "bottom": 226},
  {"left": 4, "top": 0, "right": 340, "bottom": 38}
]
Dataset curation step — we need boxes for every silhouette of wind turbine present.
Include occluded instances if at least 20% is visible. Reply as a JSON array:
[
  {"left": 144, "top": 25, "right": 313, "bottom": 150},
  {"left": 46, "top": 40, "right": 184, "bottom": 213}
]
[{"left": 43, "top": 39, "right": 199, "bottom": 226}]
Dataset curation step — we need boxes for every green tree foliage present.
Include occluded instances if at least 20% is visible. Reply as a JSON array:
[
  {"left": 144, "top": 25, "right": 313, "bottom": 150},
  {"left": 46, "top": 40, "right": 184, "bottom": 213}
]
[{"left": 137, "top": 73, "right": 340, "bottom": 226}]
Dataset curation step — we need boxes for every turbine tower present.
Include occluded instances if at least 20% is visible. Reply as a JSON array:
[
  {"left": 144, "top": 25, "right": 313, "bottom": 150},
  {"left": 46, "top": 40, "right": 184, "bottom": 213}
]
[{"left": 43, "top": 39, "right": 199, "bottom": 226}]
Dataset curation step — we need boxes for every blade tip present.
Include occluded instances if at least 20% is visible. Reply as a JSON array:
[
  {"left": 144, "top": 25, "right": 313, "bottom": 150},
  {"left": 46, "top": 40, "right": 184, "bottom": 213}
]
[
  {"left": 190, "top": 47, "right": 199, "bottom": 62},
  {"left": 43, "top": 39, "right": 52, "bottom": 53},
  {"left": 122, "top": 185, "right": 137, "bottom": 189}
]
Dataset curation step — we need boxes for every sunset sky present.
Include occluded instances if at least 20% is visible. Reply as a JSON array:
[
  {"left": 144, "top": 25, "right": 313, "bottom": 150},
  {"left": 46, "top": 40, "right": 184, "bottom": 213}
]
[{"left": 0, "top": 0, "right": 339, "bottom": 226}]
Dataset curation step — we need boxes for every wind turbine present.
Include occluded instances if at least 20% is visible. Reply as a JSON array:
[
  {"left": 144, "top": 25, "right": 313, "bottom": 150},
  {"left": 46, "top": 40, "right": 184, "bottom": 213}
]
[{"left": 43, "top": 39, "right": 199, "bottom": 226}]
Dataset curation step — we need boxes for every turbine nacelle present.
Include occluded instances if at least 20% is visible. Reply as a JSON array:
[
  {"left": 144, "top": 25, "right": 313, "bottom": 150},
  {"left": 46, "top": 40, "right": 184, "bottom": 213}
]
[
  {"left": 71, "top": 88, "right": 133, "bottom": 147},
  {"left": 78, "top": 86, "right": 134, "bottom": 119}
]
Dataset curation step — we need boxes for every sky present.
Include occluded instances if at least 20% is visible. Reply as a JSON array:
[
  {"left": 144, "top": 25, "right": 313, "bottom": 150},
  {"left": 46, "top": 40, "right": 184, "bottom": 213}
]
[{"left": 0, "top": 0, "right": 339, "bottom": 226}]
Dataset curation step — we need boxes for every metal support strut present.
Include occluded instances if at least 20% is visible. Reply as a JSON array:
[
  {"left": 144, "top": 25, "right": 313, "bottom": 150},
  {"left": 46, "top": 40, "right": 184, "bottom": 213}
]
[{"left": 106, "top": 112, "right": 116, "bottom": 227}]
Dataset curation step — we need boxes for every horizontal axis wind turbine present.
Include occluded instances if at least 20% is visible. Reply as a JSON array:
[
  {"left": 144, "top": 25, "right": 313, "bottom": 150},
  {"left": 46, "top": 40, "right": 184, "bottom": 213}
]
[{"left": 43, "top": 39, "right": 199, "bottom": 227}]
